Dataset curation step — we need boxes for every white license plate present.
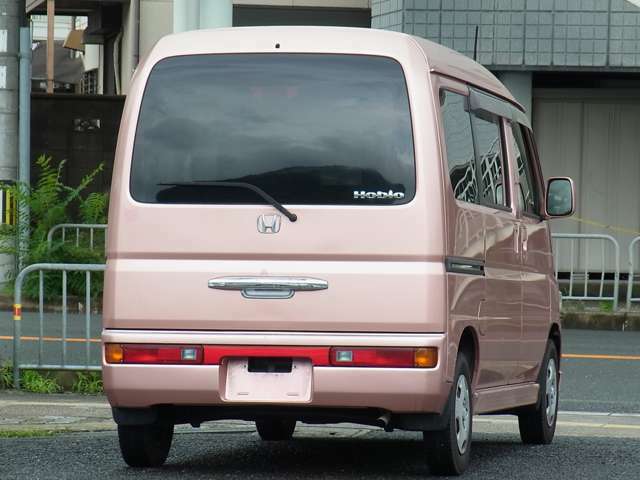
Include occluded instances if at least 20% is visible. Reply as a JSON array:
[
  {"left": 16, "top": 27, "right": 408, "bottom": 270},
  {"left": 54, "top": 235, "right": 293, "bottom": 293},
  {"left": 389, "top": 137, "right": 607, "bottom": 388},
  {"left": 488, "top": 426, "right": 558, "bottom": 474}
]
[{"left": 223, "top": 358, "right": 312, "bottom": 403}]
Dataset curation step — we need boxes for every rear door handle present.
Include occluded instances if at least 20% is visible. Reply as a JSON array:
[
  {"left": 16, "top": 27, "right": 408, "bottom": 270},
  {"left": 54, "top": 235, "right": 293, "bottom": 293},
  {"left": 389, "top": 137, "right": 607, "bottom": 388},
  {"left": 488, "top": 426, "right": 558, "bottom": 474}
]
[{"left": 208, "top": 276, "right": 328, "bottom": 299}]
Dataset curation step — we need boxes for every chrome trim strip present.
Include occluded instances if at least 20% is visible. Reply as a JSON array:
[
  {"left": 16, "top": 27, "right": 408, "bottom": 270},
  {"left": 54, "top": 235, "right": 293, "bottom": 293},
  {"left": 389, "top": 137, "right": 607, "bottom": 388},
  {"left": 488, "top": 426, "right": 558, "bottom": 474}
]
[
  {"left": 208, "top": 276, "right": 328, "bottom": 299},
  {"left": 445, "top": 257, "right": 485, "bottom": 276}
]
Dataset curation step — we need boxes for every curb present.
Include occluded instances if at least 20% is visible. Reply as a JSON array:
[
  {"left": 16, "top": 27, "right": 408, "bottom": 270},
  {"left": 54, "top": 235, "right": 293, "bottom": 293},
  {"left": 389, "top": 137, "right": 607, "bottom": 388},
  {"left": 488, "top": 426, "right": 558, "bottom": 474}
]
[{"left": 561, "top": 312, "right": 640, "bottom": 331}]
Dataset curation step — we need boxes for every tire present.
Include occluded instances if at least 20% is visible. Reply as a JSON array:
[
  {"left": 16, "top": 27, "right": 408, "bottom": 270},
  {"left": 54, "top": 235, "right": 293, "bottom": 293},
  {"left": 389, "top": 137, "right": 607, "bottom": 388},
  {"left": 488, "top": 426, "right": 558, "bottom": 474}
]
[
  {"left": 424, "top": 354, "right": 473, "bottom": 476},
  {"left": 255, "top": 418, "right": 296, "bottom": 441},
  {"left": 518, "top": 340, "right": 559, "bottom": 445},
  {"left": 117, "top": 423, "right": 174, "bottom": 468}
]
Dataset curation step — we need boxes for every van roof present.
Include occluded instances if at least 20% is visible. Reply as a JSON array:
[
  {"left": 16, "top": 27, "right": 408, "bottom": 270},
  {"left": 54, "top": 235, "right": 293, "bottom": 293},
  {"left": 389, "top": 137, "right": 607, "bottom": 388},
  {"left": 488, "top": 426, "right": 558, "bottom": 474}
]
[{"left": 146, "top": 26, "right": 520, "bottom": 111}]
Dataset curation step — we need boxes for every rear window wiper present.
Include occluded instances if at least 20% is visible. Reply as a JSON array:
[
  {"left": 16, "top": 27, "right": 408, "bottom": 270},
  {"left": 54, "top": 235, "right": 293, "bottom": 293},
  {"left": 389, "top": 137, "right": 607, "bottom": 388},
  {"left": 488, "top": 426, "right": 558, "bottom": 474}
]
[{"left": 157, "top": 181, "right": 297, "bottom": 222}]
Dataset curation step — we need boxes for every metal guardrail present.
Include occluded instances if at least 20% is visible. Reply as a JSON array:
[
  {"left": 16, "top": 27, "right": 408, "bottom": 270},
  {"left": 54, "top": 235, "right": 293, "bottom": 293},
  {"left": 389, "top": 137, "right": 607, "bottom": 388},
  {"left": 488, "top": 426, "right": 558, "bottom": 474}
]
[
  {"left": 12, "top": 263, "right": 106, "bottom": 389},
  {"left": 552, "top": 233, "right": 620, "bottom": 310},
  {"left": 46, "top": 223, "right": 107, "bottom": 251}
]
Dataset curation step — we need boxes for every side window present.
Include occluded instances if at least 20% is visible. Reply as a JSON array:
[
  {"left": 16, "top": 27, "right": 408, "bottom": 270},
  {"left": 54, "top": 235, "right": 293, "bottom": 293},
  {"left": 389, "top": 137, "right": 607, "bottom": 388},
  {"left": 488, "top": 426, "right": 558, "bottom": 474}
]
[
  {"left": 512, "top": 123, "right": 540, "bottom": 216},
  {"left": 471, "top": 110, "right": 508, "bottom": 208},
  {"left": 440, "top": 90, "right": 478, "bottom": 204}
]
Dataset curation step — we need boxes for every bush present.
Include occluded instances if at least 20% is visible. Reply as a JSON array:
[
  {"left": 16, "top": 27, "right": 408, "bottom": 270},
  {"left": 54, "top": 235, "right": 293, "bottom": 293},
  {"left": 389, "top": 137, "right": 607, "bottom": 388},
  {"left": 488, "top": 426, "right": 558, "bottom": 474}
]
[{"left": 0, "top": 155, "right": 108, "bottom": 301}]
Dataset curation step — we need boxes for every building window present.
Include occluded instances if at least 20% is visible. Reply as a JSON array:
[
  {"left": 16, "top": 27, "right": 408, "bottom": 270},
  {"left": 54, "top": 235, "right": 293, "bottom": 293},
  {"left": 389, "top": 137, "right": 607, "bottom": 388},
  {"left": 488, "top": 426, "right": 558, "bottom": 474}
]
[{"left": 81, "top": 69, "right": 98, "bottom": 94}]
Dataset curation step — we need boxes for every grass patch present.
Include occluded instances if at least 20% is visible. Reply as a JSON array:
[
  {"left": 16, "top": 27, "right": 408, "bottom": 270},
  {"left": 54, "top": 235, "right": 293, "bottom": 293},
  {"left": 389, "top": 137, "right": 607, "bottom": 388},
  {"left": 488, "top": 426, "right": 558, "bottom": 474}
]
[
  {"left": 0, "top": 362, "right": 12, "bottom": 389},
  {"left": 72, "top": 372, "right": 103, "bottom": 395},
  {"left": 0, "top": 429, "right": 59, "bottom": 438},
  {"left": 21, "top": 370, "right": 62, "bottom": 394}
]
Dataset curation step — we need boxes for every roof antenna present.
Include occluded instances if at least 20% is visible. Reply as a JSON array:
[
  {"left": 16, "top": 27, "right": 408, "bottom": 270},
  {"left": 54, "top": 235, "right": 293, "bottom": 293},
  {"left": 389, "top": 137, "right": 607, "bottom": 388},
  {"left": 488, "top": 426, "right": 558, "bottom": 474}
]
[{"left": 473, "top": 25, "right": 479, "bottom": 62}]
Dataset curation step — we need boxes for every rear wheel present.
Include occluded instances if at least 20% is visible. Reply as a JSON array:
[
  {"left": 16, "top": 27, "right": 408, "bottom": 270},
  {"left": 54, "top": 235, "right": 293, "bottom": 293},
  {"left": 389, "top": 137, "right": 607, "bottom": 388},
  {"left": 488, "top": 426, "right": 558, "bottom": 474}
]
[
  {"left": 256, "top": 418, "right": 296, "bottom": 441},
  {"left": 518, "top": 340, "right": 559, "bottom": 444},
  {"left": 117, "top": 422, "right": 174, "bottom": 468},
  {"left": 424, "top": 354, "right": 472, "bottom": 476}
]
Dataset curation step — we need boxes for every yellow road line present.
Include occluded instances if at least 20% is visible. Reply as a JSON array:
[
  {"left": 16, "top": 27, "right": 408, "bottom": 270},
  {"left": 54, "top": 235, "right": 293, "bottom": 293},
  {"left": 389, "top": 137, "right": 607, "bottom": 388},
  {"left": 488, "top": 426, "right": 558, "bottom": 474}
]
[
  {"left": 562, "top": 353, "right": 640, "bottom": 361},
  {"left": 0, "top": 335, "right": 100, "bottom": 343}
]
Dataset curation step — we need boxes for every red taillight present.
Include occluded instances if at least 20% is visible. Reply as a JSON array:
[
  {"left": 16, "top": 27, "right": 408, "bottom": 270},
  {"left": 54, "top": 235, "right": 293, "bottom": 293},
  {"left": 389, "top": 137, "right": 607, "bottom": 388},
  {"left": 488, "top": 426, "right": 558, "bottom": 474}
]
[
  {"left": 105, "top": 344, "right": 203, "bottom": 364},
  {"left": 329, "top": 347, "right": 437, "bottom": 368}
]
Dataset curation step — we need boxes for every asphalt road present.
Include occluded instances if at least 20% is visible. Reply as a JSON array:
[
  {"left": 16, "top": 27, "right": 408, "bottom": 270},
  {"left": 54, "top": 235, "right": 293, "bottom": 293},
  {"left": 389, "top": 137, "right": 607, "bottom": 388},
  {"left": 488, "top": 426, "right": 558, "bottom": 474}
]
[
  {"left": 1, "top": 323, "right": 639, "bottom": 478},
  {"left": 2, "top": 417, "right": 639, "bottom": 479}
]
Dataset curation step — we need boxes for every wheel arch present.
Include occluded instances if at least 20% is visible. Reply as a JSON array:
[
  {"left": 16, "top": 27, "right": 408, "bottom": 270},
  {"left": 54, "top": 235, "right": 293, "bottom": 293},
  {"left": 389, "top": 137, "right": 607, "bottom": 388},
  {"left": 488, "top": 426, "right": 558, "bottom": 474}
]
[
  {"left": 457, "top": 326, "right": 479, "bottom": 383},
  {"left": 548, "top": 323, "right": 561, "bottom": 364}
]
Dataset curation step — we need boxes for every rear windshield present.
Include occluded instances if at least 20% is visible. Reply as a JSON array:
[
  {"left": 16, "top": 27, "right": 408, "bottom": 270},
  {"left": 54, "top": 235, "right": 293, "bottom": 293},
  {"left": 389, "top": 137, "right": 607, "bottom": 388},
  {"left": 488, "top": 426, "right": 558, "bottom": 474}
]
[{"left": 130, "top": 54, "right": 415, "bottom": 205}]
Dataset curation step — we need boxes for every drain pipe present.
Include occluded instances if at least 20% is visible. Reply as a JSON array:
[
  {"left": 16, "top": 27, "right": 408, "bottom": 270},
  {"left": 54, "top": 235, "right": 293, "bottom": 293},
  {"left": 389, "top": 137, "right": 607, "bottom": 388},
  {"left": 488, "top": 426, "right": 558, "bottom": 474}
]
[
  {"left": 18, "top": 25, "right": 31, "bottom": 271},
  {"left": 131, "top": 0, "right": 139, "bottom": 70},
  {"left": 113, "top": 30, "right": 122, "bottom": 95}
]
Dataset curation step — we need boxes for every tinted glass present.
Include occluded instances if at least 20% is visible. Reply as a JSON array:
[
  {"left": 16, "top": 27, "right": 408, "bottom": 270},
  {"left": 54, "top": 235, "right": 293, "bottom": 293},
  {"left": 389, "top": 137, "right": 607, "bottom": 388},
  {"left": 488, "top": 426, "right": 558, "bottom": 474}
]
[
  {"left": 130, "top": 54, "right": 415, "bottom": 205},
  {"left": 471, "top": 111, "right": 508, "bottom": 207},
  {"left": 512, "top": 123, "right": 540, "bottom": 215},
  {"left": 440, "top": 91, "right": 478, "bottom": 204}
]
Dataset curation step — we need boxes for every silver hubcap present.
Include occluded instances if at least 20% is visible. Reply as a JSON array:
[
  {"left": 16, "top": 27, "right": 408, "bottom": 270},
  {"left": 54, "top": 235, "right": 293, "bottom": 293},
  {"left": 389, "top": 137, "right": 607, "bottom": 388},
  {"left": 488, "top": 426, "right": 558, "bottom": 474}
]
[
  {"left": 545, "top": 357, "right": 558, "bottom": 426},
  {"left": 454, "top": 375, "right": 471, "bottom": 454}
]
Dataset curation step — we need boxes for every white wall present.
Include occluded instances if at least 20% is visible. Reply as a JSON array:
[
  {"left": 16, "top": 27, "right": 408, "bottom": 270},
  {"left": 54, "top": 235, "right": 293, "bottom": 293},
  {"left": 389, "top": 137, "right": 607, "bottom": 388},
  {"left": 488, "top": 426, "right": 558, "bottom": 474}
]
[{"left": 534, "top": 89, "right": 640, "bottom": 271}]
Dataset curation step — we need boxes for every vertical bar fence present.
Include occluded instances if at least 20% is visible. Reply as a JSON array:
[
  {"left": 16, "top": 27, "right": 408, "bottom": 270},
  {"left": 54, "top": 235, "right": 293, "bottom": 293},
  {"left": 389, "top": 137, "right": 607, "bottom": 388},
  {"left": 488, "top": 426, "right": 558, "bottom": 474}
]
[
  {"left": 551, "top": 233, "right": 620, "bottom": 311},
  {"left": 46, "top": 224, "right": 107, "bottom": 252},
  {"left": 12, "top": 263, "right": 106, "bottom": 389}
]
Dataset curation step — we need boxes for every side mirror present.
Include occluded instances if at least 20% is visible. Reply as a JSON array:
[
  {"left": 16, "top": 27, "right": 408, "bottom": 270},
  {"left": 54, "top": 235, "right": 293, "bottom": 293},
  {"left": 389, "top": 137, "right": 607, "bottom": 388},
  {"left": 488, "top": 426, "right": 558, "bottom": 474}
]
[{"left": 545, "top": 177, "right": 575, "bottom": 218}]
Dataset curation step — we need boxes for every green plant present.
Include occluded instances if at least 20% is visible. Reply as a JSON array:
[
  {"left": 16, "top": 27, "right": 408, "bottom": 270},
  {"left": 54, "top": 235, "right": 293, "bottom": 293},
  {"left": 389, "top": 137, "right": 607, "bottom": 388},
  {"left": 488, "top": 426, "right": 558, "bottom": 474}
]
[
  {"left": 599, "top": 300, "right": 614, "bottom": 313},
  {"left": 0, "top": 362, "right": 13, "bottom": 389},
  {"left": 72, "top": 372, "right": 103, "bottom": 394},
  {"left": 0, "top": 155, "right": 108, "bottom": 301},
  {"left": 21, "top": 370, "right": 62, "bottom": 394}
]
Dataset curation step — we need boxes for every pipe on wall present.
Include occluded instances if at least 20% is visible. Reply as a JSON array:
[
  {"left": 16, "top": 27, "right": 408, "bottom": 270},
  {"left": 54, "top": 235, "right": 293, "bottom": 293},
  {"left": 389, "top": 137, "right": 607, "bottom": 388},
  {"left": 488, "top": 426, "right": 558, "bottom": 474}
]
[{"left": 131, "top": 0, "right": 139, "bottom": 69}]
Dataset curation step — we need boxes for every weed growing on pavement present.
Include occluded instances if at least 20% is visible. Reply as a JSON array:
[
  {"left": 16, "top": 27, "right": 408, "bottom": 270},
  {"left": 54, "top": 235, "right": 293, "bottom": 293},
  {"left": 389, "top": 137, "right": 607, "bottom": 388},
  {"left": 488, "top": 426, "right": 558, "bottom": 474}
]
[
  {"left": 599, "top": 300, "right": 614, "bottom": 313},
  {"left": 72, "top": 372, "right": 103, "bottom": 395},
  {"left": 0, "top": 429, "right": 59, "bottom": 438},
  {"left": 0, "top": 362, "right": 13, "bottom": 389},
  {"left": 21, "top": 370, "right": 62, "bottom": 394}
]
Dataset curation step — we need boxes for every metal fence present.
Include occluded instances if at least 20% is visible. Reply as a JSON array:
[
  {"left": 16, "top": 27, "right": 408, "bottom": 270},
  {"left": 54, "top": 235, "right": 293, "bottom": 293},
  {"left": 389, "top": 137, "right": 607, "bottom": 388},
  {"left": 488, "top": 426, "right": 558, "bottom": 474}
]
[
  {"left": 551, "top": 233, "right": 620, "bottom": 310},
  {"left": 12, "top": 263, "right": 105, "bottom": 389},
  {"left": 627, "top": 237, "right": 640, "bottom": 310},
  {"left": 46, "top": 223, "right": 107, "bottom": 252}
]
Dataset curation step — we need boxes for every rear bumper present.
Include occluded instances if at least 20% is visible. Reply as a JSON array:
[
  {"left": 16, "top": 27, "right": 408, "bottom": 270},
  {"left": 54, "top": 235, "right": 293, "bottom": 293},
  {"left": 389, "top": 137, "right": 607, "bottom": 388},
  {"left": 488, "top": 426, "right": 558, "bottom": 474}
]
[{"left": 102, "top": 330, "right": 450, "bottom": 414}]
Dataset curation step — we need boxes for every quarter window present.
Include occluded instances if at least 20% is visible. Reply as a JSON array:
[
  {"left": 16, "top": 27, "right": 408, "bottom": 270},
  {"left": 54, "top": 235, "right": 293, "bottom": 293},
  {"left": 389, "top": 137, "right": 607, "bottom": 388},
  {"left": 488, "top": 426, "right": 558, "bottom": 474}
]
[
  {"left": 512, "top": 124, "right": 540, "bottom": 216},
  {"left": 440, "top": 91, "right": 478, "bottom": 204},
  {"left": 471, "top": 110, "right": 508, "bottom": 208}
]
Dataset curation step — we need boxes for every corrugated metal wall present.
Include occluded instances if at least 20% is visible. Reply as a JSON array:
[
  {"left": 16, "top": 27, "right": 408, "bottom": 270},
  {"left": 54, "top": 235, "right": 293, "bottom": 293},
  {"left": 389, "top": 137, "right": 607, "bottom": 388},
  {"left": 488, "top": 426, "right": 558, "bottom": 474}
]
[{"left": 533, "top": 89, "right": 640, "bottom": 272}]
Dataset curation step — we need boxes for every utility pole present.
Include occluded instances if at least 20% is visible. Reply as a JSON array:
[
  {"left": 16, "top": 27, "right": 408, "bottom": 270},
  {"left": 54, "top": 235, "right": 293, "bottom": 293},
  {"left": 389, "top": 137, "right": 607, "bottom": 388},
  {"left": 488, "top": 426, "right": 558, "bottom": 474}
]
[{"left": 0, "top": 0, "right": 20, "bottom": 282}]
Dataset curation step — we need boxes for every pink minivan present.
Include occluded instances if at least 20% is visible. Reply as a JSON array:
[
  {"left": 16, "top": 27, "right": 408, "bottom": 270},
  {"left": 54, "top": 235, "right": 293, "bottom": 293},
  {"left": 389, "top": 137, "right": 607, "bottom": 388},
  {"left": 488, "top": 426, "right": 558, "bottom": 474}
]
[{"left": 103, "top": 26, "right": 575, "bottom": 475}]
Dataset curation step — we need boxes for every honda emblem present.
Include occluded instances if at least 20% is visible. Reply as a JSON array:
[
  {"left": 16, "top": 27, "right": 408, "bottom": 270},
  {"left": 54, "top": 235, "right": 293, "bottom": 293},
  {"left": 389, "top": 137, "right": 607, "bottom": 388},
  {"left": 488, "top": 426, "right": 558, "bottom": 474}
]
[{"left": 257, "top": 214, "right": 281, "bottom": 234}]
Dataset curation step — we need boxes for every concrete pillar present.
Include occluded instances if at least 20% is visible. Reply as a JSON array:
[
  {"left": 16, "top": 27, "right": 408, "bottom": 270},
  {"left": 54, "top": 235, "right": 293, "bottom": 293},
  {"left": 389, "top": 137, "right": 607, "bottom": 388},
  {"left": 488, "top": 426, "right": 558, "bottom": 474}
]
[
  {"left": 173, "top": 0, "right": 199, "bottom": 33},
  {"left": 173, "top": 0, "right": 232, "bottom": 33},
  {"left": 497, "top": 71, "right": 533, "bottom": 121},
  {"left": 199, "top": 0, "right": 232, "bottom": 29}
]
